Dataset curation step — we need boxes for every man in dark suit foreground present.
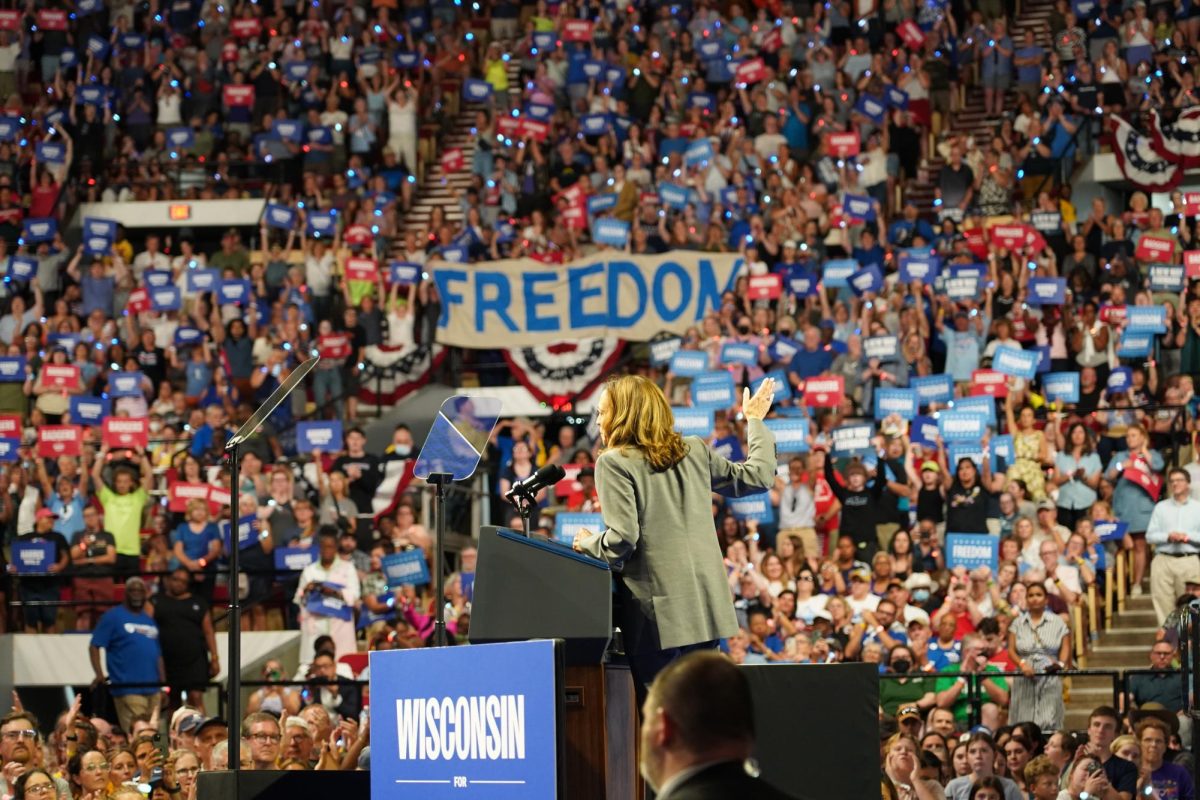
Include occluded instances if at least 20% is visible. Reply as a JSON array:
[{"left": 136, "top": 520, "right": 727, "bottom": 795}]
[{"left": 640, "top": 651, "right": 797, "bottom": 800}]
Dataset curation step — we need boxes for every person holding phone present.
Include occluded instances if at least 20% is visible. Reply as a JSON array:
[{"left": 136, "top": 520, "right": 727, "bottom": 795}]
[{"left": 573, "top": 375, "right": 777, "bottom": 702}]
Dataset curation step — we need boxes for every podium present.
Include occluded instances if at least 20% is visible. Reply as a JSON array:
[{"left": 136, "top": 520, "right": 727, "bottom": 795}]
[{"left": 471, "top": 526, "right": 639, "bottom": 800}]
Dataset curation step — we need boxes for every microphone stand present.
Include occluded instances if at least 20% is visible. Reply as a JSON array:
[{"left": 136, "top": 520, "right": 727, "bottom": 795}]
[{"left": 507, "top": 489, "right": 534, "bottom": 537}]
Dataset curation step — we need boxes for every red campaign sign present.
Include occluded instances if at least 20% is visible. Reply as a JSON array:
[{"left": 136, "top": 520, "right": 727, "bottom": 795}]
[
  {"left": 1099, "top": 304, "right": 1127, "bottom": 326},
  {"left": 989, "top": 223, "right": 1036, "bottom": 252},
  {"left": 223, "top": 84, "right": 256, "bottom": 108},
  {"left": 803, "top": 376, "right": 845, "bottom": 407},
  {"left": 37, "top": 425, "right": 81, "bottom": 458},
  {"left": 561, "top": 19, "right": 593, "bottom": 41},
  {"left": 42, "top": 364, "right": 80, "bottom": 391},
  {"left": 760, "top": 27, "right": 783, "bottom": 53},
  {"left": 229, "top": 18, "right": 263, "bottom": 38},
  {"left": 826, "top": 132, "right": 860, "bottom": 158},
  {"left": 529, "top": 250, "right": 564, "bottom": 265},
  {"left": 520, "top": 119, "right": 550, "bottom": 141},
  {"left": 127, "top": 288, "right": 150, "bottom": 314},
  {"left": 208, "top": 485, "right": 232, "bottom": 507},
  {"left": 0, "top": 415, "right": 20, "bottom": 437},
  {"left": 169, "top": 481, "right": 209, "bottom": 513},
  {"left": 102, "top": 417, "right": 148, "bottom": 450},
  {"left": 318, "top": 333, "right": 353, "bottom": 360},
  {"left": 344, "top": 257, "right": 379, "bottom": 282},
  {"left": 441, "top": 148, "right": 464, "bottom": 173},
  {"left": 748, "top": 274, "right": 783, "bottom": 300},
  {"left": 735, "top": 58, "right": 767, "bottom": 85},
  {"left": 897, "top": 20, "right": 926, "bottom": 49},
  {"left": 0, "top": 11, "right": 20, "bottom": 30},
  {"left": 1135, "top": 235, "right": 1177, "bottom": 263},
  {"left": 1186, "top": 251, "right": 1200, "bottom": 278},
  {"left": 962, "top": 225, "right": 990, "bottom": 260},
  {"left": 1123, "top": 455, "right": 1162, "bottom": 501},
  {"left": 37, "top": 9, "right": 68, "bottom": 30},
  {"left": 970, "top": 370, "right": 1009, "bottom": 398},
  {"left": 556, "top": 184, "right": 587, "bottom": 231},
  {"left": 1185, "top": 193, "right": 1200, "bottom": 217},
  {"left": 496, "top": 117, "right": 521, "bottom": 138},
  {"left": 344, "top": 224, "right": 373, "bottom": 246},
  {"left": 554, "top": 463, "right": 586, "bottom": 498}
]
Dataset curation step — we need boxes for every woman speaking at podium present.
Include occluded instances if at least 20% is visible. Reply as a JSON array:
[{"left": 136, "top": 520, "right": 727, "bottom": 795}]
[{"left": 574, "top": 375, "right": 778, "bottom": 701}]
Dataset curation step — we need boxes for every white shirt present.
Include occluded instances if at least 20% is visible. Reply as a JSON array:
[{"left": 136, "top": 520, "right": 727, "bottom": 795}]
[
  {"left": 305, "top": 252, "right": 334, "bottom": 296},
  {"left": 847, "top": 593, "right": 881, "bottom": 617},
  {"left": 778, "top": 483, "right": 815, "bottom": 529},
  {"left": 294, "top": 557, "right": 361, "bottom": 611}
]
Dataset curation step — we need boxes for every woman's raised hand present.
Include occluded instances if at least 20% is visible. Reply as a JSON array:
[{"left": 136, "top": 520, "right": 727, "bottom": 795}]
[{"left": 742, "top": 378, "right": 776, "bottom": 421}]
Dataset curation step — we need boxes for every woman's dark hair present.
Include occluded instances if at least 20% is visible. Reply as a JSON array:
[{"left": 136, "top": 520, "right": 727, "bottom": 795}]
[
  {"left": 66, "top": 749, "right": 105, "bottom": 784},
  {"left": 1012, "top": 721, "right": 1045, "bottom": 753},
  {"left": 1066, "top": 422, "right": 1095, "bottom": 455},
  {"left": 966, "top": 731, "right": 996, "bottom": 754},
  {"left": 955, "top": 458, "right": 979, "bottom": 483},
  {"left": 968, "top": 775, "right": 1007, "bottom": 798},
  {"left": 13, "top": 769, "right": 55, "bottom": 799}
]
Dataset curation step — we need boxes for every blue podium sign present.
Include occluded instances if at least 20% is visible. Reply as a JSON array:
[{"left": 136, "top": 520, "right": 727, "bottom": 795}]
[{"left": 370, "top": 639, "right": 561, "bottom": 799}]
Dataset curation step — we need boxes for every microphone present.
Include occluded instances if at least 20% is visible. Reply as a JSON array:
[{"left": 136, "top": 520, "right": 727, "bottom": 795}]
[{"left": 505, "top": 463, "right": 566, "bottom": 502}]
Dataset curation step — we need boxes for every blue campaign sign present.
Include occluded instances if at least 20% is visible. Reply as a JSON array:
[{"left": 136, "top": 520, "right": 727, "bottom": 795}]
[
  {"left": 949, "top": 263, "right": 988, "bottom": 281},
  {"left": 390, "top": 262, "right": 422, "bottom": 285},
  {"left": 848, "top": 264, "right": 883, "bottom": 296},
  {"left": 1125, "top": 306, "right": 1167, "bottom": 333},
  {"left": 697, "top": 39, "right": 725, "bottom": 60},
  {"left": 0, "top": 437, "right": 19, "bottom": 462},
  {"left": 185, "top": 268, "right": 219, "bottom": 293},
  {"left": 264, "top": 203, "right": 297, "bottom": 230},
  {"left": 70, "top": 395, "right": 110, "bottom": 425},
  {"left": 684, "top": 139, "right": 714, "bottom": 166},
  {"left": 1095, "top": 521, "right": 1129, "bottom": 542},
  {"left": 76, "top": 86, "right": 108, "bottom": 106},
  {"left": 991, "top": 434, "right": 1014, "bottom": 469},
  {"left": 649, "top": 337, "right": 682, "bottom": 366},
  {"left": 1118, "top": 330, "right": 1153, "bottom": 359},
  {"left": 86, "top": 35, "right": 110, "bottom": 58},
  {"left": 945, "top": 534, "right": 993, "bottom": 573},
  {"left": 874, "top": 388, "right": 918, "bottom": 420},
  {"left": 951, "top": 395, "right": 996, "bottom": 425},
  {"left": 217, "top": 279, "right": 253, "bottom": 305},
  {"left": 591, "top": 217, "right": 629, "bottom": 248},
  {"left": 22, "top": 218, "right": 57, "bottom": 243},
  {"left": 938, "top": 411, "right": 989, "bottom": 442},
  {"left": 0, "top": 116, "right": 20, "bottom": 141},
  {"left": 843, "top": 194, "right": 876, "bottom": 222},
  {"left": 992, "top": 345, "right": 1039, "bottom": 380},
  {"left": 274, "top": 546, "right": 319, "bottom": 572},
  {"left": 1107, "top": 367, "right": 1132, "bottom": 393},
  {"left": 83, "top": 218, "right": 116, "bottom": 249},
  {"left": 13, "top": 540, "right": 54, "bottom": 574},
  {"left": 36, "top": 142, "right": 66, "bottom": 164},
  {"left": 306, "top": 210, "right": 337, "bottom": 237},
  {"left": 900, "top": 253, "right": 940, "bottom": 284},
  {"left": 672, "top": 406, "right": 714, "bottom": 437},
  {"left": 821, "top": 258, "right": 858, "bottom": 287},
  {"left": 463, "top": 78, "right": 493, "bottom": 102},
  {"left": 721, "top": 342, "right": 758, "bottom": 366},
  {"left": 7, "top": 256, "right": 36, "bottom": 282},
  {"left": 553, "top": 512, "right": 605, "bottom": 546},
  {"left": 788, "top": 271, "right": 818, "bottom": 298},
  {"left": 0, "top": 356, "right": 26, "bottom": 382},
  {"left": 108, "top": 371, "right": 144, "bottom": 397},
  {"left": 765, "top": 418, "right": 809, "bottom": 453},
  {"left": 285, "top": 61, "right": 311, "bottom": 82},
  {"left": 911, "top": 374, "right": 954, "bottom": 406},
  {"left": 1043, "top": 372, "right": 1080, "bottom": 403},
  {"left": 946, "top": 533, "right": 999, "bottom": 572},
  {"left": 886, "top": 85, "right": 909, "bottom": 109},
  {"left": 149, "top": 286, "right": 181, "bottom": 312},
  {"left": 174, "top": 327, "right": 204, "bottom": 348},
  {"left": 220, "top": 515, "right": 260, "bottom": 551},
  {"left": 297, "top": 420, "right": 343, "bottom": 452},
  {"left": 690, "top": 371, "right": 736, "bottom": 409},
  {"left": 769, "top": 335, "right": 800, "bottom": 362},
  {"left": 580, "top": 114, "right": 611, "bottom": 136},
  {"left": 728, "top": 494, "right": 775, "bottom": 523},
  {"left": 1027, "top": 277, "right": 1066, "bottom": 305},
  {"left": 832, "top": 424, "right": 874, "bottom": 457},
  {"left": 526, "top": 103, "right": 554, "bottom": 122},
  {"left": 854, "top": 94, "right": 886, "bottom": 124},
  {"left": 752, "top": 370, "right": 792, "bottom": 401},
  {"left": 587, "top": 193, "right": 618, "bottom": 216},
  {"left": 910, "top": 415, "right": 940, "bottom": 448},
  {"left": 863, "top": 335, "right": 899, "bottom": 361},
  {"left": 944, "top": 275, "right": 979, "bottom": 300},
  {"left": 144, "top": 270, "right": 172, "bottom": 289},
  {"left": 272, "top": 119, "right": 303, "bottom": 143},
  {"left": 669, "top": 350, "right": 708, "bottom": 377},
  {"left": 383, "top": 550, "right": 432, "bottom": 588},
  {"left": 165, "top": 126, "right": 194, "bottom": 149},
  {"left": 659, "top": 183, "right": 690, "bottom": 209},
  {"left": 948, "top": 443, "right": 997, "bottom": 474},
  {"left": 1149, "top": 264, "right": 1186, "bottom": 292},
  {"left": 370, "top": 640, "right": 559, "bottom": 799},
  {"left": 306, "top": 583, "right": 354, "bottom": 620}
]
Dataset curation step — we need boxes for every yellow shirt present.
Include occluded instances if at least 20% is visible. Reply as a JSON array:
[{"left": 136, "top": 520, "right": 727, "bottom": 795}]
[{"left": 486, "top": 58, "right": 509, "bottom": 92}]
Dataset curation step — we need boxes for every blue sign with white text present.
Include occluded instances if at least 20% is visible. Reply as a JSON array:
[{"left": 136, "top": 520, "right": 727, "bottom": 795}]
[
  {"left": 946, "top": 533, "right": 999, "bottom": 572},
  {"left": 297, "top": 420, "right": 343, "bottom": 452},
  {"left": 672, "top": 407, "right": 713, "bottom": 437},
  {"left": 554, "top": 512, "right": 605, "bottom": 546},
  {"left": 382, "top": 550, "right": 432, "bottom": 588}
]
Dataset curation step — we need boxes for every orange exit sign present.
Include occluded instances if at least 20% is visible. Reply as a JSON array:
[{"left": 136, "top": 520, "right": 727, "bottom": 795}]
[{"left": 168, "top": 204, "right": 191, "bottom": 221}]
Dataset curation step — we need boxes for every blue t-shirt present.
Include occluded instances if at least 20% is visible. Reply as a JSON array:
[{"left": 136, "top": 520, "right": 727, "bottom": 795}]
[
  {"left": 926, "top": 639, "right": 962, "bottom": 671},
  {"left": 90, "top": 605, "right": 161, "bottom": 695},
  {"left": 49, "top": 494, "right": 87, "bottom": 542},
  {"left": 1015, "top": 45, "right": 1044, "bottom": 83},
  {"left": 170, "top": 521, "right": 221, "bottom": 564},
  {"left": 81, "top": 274, "right": 115, "bottom": 317},
  {"left": 184, "top": 360, "right": 213, "bottom": 398},
  {"left": 788, "top": 346, "right": 835, "bottom": 380}
]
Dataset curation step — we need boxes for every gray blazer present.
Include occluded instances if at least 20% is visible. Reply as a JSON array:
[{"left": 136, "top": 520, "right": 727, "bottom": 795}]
[{"left": 577, "top": 419, "right": 777, "bottom": 651}]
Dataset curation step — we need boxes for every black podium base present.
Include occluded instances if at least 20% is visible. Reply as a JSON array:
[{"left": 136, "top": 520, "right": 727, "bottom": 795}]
[{"left": 197, "top": 769, "right": 369, "bottom": 800}]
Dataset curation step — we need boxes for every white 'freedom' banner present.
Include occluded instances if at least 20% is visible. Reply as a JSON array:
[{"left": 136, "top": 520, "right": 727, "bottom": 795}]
[{"left": 431, "top": 252, "right": 743, "bottom": 347}]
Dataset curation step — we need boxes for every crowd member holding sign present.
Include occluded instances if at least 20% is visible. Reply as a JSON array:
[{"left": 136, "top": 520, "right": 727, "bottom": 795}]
[
  {"left": 294, "top": 527, "right": 361, "bottom": 667},
  {"left": 574, "top": 376, "right": 777, "bottom": 701}
]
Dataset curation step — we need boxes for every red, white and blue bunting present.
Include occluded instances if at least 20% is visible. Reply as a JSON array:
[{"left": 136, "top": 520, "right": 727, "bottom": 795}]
[{"left": 1110, "top": 115, "right": 1183, "bottom": 192}]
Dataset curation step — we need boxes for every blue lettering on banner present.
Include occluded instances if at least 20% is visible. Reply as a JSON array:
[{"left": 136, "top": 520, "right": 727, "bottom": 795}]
[
  {"left": 185, "top": 269, "right": 219, "bottom": 292},
  {"left": 591, "top": 218, "right": 630, "bottom": 248},
  {"left": 108, "top": 371, "right": 144, "bottom": 397},
  {"left": 274, "top": 546, "right": 319, "bottom": 572},
  {"left": 721, "top": 342, "right": 758, "bottom": 366},
  {"left": 938, "top": 412, "right": 989, "bottom": 442},
  {"left": 0, "top": 437, "right": 18, "bottom": 462},
  {"left": 874, "top": 388, "right": 918, "bottom": 420},
  {"left": 832, "top": 424, "right": 874, "bottom": 456},
  {"left": 220, "top": 515, "right": 260, "bottom": 552},
  {"left": 911, "top": 374, "right": 954, "bottom": 406},
  {"left": 383, "top": 550, "right": 432, "bottom": 588},
  {"left": 554, "top": 512, "right": 605, "bottom": 546},
  {"left": 1095, "top": 521, "right": 1129, "bottom": 542},
  {"left": 863, "top": 335, "right": 899, "bottom": 361},
  {"left": 1118, "top": 331, "right": 1153, "bottom": 359},
  {"left": 305, "top": 582, "right": 354, "bottom": 620},
  {"left": 672, "top": 407, "right": 714, "bottom": 437},
  {"left": 752, "top": 370, "right": 792, "bottom": 402},
  {"left": 728, "top": 494, "right": 775, "bottom": 523},
  {"left": 0, "top": 356, "right": 26, "bottom": 382},
  {"left": 946, "top": 533, "right": 999, "bottom": 572},
  {"left": 70, "top": 395, "right": 110, "bottom": 424},
  {"left": 951, "top": 395, "right": 996, "bottom": 425},
  {"left": 13, "top": 541, "right": 54, "bottom": 574},
  {"left": 1125, "top": 306, "right": 1167, "bottom": 333},
  {"left": 670, "top": 350, "right": 708, "bottom": 377},
  {"left": 297, "top": 421, "right": 343, "bottom": 452},
  {"left": 369, "top": 640, "right": 557, "bottom": 798},
  {"left": 1149, "top": 264, "right": 1185, "bottom": 292},
  {"left": 765, "top": 418, "right": 809, "bottom": 453},
  {"left": 1043, "top": 372, "right": 1080, "bottom": 403},
  {"left": 991, "top": 345, "right": 1039, "bottom": 379},
  {"left": 1027, "top": 277, "right": 1066, "bottom": 305},
  {"left": 821, "top": 259, "right": 858, "bottom": 288},
  {"left": 690, "top": 371, "right": 736, "bottom": 409}
]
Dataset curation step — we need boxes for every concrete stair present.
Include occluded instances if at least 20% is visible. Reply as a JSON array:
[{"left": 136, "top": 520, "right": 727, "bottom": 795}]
[{"left": 1063, "top": 595, "right": 1158, "bottom": 730}]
